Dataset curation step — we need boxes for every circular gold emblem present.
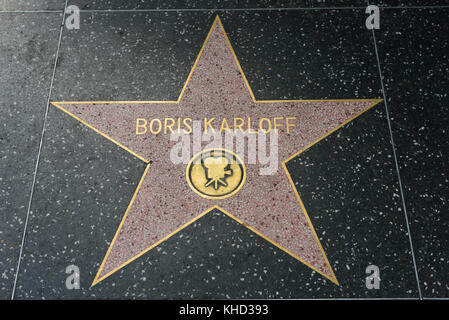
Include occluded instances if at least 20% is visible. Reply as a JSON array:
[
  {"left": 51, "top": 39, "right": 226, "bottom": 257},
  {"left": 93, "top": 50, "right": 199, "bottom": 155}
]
[{"left": 186, "top": 148, "right": 246, "bottom": 200}]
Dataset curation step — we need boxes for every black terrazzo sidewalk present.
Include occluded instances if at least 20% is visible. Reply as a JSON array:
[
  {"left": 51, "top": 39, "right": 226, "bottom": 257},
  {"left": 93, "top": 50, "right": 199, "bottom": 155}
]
[{"left": 1, "top": 1, "right": 448, "bottom": 299}]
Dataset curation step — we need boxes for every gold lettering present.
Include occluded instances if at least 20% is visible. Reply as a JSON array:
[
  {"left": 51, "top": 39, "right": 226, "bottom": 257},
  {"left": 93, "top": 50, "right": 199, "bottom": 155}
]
[
  {"left": 273, "top": 117, "right": 284, "bottom": 132},
  {"left": 136, "top": 116, "right": 296, "bottom": 135},
  {"left": 136, "top": 118, "right": 147, "bottom": 135},
  {"left": 177, "top": 117, "right": 181, "bottom": 133},
  {"left": 247, "top": 117, "right": 257, "bottom": 134}
]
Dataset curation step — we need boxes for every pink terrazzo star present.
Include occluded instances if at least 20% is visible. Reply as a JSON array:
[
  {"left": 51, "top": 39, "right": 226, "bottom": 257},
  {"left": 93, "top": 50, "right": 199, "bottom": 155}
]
[{"left": 52, "top": 16, "right": 381, "bottom": 286}]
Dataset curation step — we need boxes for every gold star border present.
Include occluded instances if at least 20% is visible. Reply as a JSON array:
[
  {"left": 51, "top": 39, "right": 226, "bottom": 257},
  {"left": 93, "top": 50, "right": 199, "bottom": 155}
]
[{"left": 51, "top": 16, "right": 383, "bottom": 287}]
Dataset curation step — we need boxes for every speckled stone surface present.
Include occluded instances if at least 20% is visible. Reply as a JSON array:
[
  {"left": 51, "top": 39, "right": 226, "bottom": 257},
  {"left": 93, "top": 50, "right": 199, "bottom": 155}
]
[
  {"left": 54, "top": 20, "right": 379, "bottom": 285},
  {"left": 375, "top": 8, "right": 449, "bottom": 298},
  {"left": 0, "top": 1, "right": 65, "bottom": 10},
  {"left": 7, "top": 8, "right": 446, "bottom": 299},
  {"left": 0, "top": 13, "right": 61, "bottom": 299}
]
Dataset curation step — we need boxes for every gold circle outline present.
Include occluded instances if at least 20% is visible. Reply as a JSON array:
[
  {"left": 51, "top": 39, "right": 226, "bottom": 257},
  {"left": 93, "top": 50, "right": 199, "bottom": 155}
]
[{"left": 186, "top": 148, "right": 246, "bottom": 200}]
